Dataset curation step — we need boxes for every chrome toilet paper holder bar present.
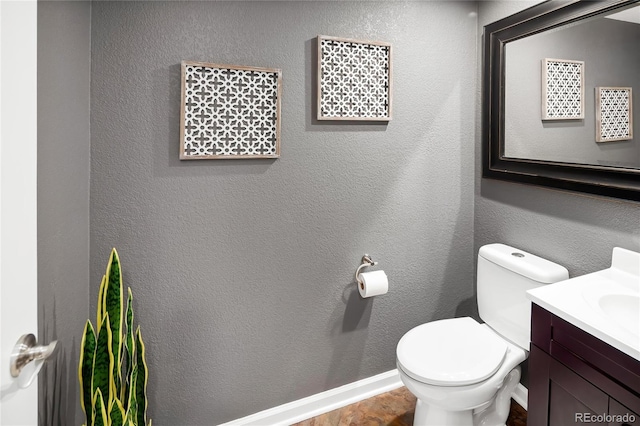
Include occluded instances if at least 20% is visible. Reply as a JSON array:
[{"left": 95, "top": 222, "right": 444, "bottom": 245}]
[{"left": 355, "top": 254, "right": 378, "bottom": 289}]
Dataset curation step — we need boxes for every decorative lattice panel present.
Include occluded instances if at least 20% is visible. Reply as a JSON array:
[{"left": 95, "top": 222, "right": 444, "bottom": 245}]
[
  {"left": 596, "top": 87, "right": 633, "bottom": 143},
  {"left": 180, "top": 61, "right": 281, "bottom": 159},
  {"left": 541, "top": 58, "right": 584, "bottom": 120},
  {"left": 317, "top": 35, "right": 392, "bottom": 121}
]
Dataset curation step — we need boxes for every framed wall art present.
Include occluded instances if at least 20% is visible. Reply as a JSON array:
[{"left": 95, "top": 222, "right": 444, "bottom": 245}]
[
  {"left": 180, "top": 61, "right": 282, "bottom": 160},
  {"left": 317, "top": 35, "right": 392, "bottom": 121},
  {"left": 541, "top": 58, "right": 585, "bottom": 120},
  {"left": 595, "top": 87, "right": 633, "bottom": 143}
]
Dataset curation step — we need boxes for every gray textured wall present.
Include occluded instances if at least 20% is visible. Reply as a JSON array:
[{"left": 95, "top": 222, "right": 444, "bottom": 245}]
[
  {"left": 37, "top": 1, "right": 91, "bottom": 425},
  {"left": 34, "top": 2, "right": 640, "bottom": 425},
  {"left": 505, "top": 18, "right": 640, "bottom": 167},
  {"left": 90, "top": 1, "right": 478, "bottom": 424},
  {"left": 476, "top": 4, "right": 640, "bottom": 292}
]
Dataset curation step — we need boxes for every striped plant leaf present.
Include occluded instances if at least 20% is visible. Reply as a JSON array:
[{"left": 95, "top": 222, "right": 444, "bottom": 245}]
[
  {"left": 121, "top": 343, "right": 131, "bottom": 406},
  {"left": 135, "top": 328, "right": 148, "bottom": 426},
  {"left": 124, "top": 365, "right": 138, "bottom": 425},
  {"left": 93, "top": 388, "right": 108, "bottom": 426},
  {"left": 122, "top": 287, "right": 135, "bottom": 405},
  {"left": 126, "top": 288, "right": 135, "bottom": 366},
  {"left": 104, "top": 248, "right": 124, "bottom": 398},
  {"left": 96, "top": 275, "right": 107, "bottom": 327},
  {"left": 109, "top": 398, "right": 125, "bottom": 426},
  {"left": 124, "top": 399, "right": 138, "bottom": 426},
  {"left": 78, "top": 320, "right": 96, "bottom": 426},
  {"left": 92, "top": 314, "right": 114, "bottom": 408}
]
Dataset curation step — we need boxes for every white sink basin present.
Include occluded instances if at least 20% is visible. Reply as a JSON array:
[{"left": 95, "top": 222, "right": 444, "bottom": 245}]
[
  {"left": 597, "top": 294, "right": 640, "bottom": 337},
  {"left": 528, "top": 247, "right": 640, "bottom": 361},
  {"left": 583, "top": 281, "right": 640, "bottom": 340}
]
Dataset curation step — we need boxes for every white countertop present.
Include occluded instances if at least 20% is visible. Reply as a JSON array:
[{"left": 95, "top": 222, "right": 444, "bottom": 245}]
[{"left": 527, "top": 247, "right": 640, "bottom": 361}]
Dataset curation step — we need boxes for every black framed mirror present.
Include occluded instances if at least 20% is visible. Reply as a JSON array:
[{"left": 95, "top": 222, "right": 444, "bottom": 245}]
[{"left": 483, "top": 0, "right": 640, "bottom": 202}]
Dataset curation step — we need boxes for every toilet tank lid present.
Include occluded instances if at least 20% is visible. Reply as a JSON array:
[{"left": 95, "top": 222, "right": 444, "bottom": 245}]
[{"left": 479, "top": 244, "right": 569, "bottom": 284}]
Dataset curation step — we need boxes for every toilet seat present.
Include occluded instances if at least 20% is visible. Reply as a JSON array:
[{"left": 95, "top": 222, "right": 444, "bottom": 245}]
[{"left": 396, "top": 317, "right": 508, "bottom": 386}]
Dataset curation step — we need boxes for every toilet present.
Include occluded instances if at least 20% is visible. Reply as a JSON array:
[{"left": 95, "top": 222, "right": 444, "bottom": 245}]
[{"left": 396, "top": 243, "right": 569, "bottom": 426}]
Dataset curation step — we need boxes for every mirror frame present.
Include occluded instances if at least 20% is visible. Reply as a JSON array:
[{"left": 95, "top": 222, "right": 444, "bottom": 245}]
[{"left": 483, "top": 0, "right": 640, "bottom": 202}]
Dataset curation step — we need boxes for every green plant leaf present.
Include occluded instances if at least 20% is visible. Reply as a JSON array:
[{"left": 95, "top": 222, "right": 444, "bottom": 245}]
[
  {"left": 97, "top": 275, "right": 107, "bottom": 327},
  {"left": 122, "top": 343, "right": 131, "bottom": 408},
  {"left": 122, "top": 287, "right": 135, "bottom": 405},
  {"left": 92, "top": 388, "right": 108, "bottom": 426},
  {"left": 78, "top": 320, "right": 96, "bottom": 426},
  {"left": 104, "top": 248, "right": 124, "bottom": 398},
  {"left": 109, "top": 398, "right": 125, "bottom": 426},
  {"left": 124, "top": 364, "right": 138, "bottom": 425},
  {"left": 126, "top": 288, "right": 135, "bottom": 365},
  {"left": 124, "top": 399, "right": 138, "bottom": 426},
  {"left": 135, "top": 328, "right": 148, "bottom": 426},
  {"left": 92, "top": 314, "right": 114, "bottom": 408}
]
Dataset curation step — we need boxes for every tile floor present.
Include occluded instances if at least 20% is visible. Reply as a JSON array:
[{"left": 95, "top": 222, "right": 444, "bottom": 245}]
[{"left": 292, "top": 386, "right": 527, "bottom": 426}]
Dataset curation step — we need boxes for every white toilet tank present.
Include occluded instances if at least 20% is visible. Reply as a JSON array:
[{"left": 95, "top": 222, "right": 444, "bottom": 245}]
[{"left": 477, "top": 244, "right": 568, "bottom": 351}]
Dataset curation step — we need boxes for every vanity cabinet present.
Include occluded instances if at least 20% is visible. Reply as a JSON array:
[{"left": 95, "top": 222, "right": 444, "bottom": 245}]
[{"left": 528, "top": 304, "right": 640, "bottom": 426}]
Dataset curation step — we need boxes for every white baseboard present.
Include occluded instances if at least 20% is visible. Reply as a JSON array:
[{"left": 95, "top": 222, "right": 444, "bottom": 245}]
[
  {"left": 219, "top": 370, "right": 527, "bottom": 425},
  {"left": 218, "top": 369, "right": 403, "bottom": 426},
  {"left": 512, "top": 383, "right": 528, "bottom": 410}
]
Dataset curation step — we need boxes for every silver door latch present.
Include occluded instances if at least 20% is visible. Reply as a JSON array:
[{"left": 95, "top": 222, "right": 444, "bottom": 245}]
[{"left": 10, "top": 334, "right": 57, "bottom": 378}]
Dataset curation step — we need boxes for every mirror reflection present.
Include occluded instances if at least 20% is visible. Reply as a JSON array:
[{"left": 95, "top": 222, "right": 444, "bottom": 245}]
[{"left": 504, "top": 4, "right": 640, "bottom": 169}]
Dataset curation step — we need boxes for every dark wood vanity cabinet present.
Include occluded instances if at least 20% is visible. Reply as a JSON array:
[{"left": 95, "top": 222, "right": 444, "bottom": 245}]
[{"left": 528, "top": 304, "right": 640, "bottom": 426}]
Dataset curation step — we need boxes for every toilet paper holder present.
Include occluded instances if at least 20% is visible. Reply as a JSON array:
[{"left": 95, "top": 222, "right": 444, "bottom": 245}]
[{"left": 355, "top": 254, "right": 378, "bottom": 289}]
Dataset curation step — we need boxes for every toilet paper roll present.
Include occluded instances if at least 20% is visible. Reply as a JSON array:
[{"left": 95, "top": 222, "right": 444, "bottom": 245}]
[{"left": 358, "top": 270, "right": 388, "bottom": 298}]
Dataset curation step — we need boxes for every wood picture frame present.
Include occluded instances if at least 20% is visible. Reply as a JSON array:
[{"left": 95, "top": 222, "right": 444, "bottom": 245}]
[
  {"left": 317, "top": 35, "right": 392, "bottom": 121},
  {"left": 595, "top": 87, "right": 633, "bottom": 142},
  {"left": 180, "top": 61, "right": 282, "bottom": 160},
  {"left": 541, "top": 58, "right": 585, "bottom": 120}
]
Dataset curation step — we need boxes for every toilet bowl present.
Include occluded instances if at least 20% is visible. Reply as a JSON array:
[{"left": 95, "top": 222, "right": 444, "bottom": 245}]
[
  {"left": 396, "top": 244, "right": 569, "bottom": 426},
  {"left": 397, "top": 318, "right": 526, "bottom": 425}
]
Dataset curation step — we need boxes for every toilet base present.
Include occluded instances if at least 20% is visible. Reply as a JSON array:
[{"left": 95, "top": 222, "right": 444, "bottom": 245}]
[
  {"left": 473, "top": 367, "right": 521, "bottom": 426},
  {"left": 410, "top": 366, "right": 522, "bottom": 426},
  {"left": 414, "top": 399, "right": 473, "bottom": 426}
]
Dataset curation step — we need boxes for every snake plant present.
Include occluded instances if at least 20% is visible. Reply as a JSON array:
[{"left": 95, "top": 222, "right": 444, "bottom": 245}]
[{"left": 79, "top": 248, "right": 151, "bottom": 426}]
